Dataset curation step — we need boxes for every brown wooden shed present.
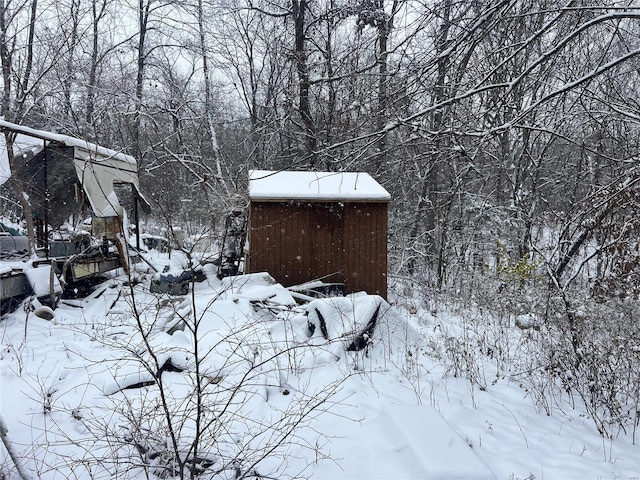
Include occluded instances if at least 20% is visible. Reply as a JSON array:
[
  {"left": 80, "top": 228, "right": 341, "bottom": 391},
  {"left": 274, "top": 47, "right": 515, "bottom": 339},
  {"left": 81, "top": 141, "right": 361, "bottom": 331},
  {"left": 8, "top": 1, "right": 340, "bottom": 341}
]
[{"left": 246, "top": 170, "right": 391, "bottom": 298}]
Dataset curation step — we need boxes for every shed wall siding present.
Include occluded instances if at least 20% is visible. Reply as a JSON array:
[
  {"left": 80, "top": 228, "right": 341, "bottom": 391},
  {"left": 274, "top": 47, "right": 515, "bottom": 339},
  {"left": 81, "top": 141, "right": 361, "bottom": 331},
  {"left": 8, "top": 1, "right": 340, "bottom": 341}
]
[
  {"left": 343, "top": 203, "right": 388, "bottom": 297},
  {"left": 248, "top": 201, "right": 387, "bottom": 298}
]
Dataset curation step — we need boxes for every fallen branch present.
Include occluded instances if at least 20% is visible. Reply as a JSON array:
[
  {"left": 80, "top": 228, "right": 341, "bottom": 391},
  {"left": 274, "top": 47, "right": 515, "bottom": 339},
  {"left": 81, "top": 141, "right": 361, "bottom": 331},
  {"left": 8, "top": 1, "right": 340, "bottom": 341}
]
[{"left": 0, "top": 414, "right": 33, "bottom": 480}]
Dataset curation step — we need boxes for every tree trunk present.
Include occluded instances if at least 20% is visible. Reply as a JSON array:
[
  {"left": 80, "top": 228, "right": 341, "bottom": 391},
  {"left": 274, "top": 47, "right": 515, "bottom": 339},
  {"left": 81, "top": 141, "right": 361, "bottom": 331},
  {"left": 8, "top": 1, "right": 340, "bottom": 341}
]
[
  {"left": 292, "top": 0, "right": 316, "bottom": 166},
  {"left": 0, "top": 0, "right": 39, "bottom": 255},
  {"left": 85, "top": 0, "right": 105, "bottom": 131},
  {"left": 197, "top": 0, "right": 225, "bottom": 189},
  {"left": 373, "top": 0, "right": 398, "bottom": 173},
  {"left": 408, "top": 0, "right": 451, "bottom": 277},
  {"left": 132, "top": 0, "right": 150, "bottom": 163}
]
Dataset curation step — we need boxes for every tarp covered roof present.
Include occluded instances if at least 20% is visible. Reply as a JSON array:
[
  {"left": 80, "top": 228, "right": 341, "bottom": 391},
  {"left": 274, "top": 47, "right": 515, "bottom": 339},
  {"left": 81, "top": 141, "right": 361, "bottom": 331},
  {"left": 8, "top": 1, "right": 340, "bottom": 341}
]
[{"left": 0, "top": 119, "right": 150, "bottom": 217}]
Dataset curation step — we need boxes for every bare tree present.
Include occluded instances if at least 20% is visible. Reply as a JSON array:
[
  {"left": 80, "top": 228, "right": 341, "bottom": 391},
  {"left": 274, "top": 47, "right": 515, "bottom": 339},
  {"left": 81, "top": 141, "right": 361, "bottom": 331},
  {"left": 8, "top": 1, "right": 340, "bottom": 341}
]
[{"left": 1, "top": 0, "right": 45, "bottom": 254}]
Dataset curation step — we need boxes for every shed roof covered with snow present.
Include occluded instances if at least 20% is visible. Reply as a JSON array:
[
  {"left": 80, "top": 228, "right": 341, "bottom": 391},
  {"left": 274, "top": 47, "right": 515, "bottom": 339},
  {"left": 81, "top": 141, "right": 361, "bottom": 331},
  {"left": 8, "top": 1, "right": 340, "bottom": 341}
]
[
  {"left": 248, "top": 170, "right": 391, "bottom": 202},
  {"left": 247, "top": 170, "right": 390, "bottom": 298}
]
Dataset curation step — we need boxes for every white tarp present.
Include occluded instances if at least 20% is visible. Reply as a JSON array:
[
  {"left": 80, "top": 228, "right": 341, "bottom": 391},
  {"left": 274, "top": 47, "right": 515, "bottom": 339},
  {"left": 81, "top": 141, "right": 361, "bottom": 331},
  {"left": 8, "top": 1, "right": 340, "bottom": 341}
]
[{"left": 0, "top": 131, "right": 44, "bottom": 185}]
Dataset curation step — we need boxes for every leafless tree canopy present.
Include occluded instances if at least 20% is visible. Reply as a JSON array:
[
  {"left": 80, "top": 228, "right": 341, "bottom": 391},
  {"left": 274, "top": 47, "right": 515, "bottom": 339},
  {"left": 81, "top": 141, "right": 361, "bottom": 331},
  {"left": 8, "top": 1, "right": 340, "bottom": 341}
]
[{"left": 1, "top": 0, "right": 639, "bottom": 295}]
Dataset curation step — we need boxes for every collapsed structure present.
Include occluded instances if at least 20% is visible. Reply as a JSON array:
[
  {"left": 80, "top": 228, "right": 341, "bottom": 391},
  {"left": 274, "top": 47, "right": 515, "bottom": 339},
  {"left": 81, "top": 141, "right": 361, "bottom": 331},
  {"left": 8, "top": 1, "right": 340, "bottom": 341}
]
[{"left": 0, "top": 120, "right": 150, "bottom": 311}]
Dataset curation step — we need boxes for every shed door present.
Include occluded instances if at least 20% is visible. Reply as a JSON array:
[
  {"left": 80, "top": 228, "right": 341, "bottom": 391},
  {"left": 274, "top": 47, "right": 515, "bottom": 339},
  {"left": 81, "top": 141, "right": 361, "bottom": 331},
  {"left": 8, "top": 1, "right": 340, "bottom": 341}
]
[{"left": 308, "top": 203, "right": 344, "bottom": 284}]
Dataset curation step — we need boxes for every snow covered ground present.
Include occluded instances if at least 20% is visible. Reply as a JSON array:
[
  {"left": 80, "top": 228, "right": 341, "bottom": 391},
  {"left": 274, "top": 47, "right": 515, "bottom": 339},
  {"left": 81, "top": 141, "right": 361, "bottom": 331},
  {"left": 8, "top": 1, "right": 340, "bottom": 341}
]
[{"left": 1, "top": 250, "right": 638, "bottom": 479}]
